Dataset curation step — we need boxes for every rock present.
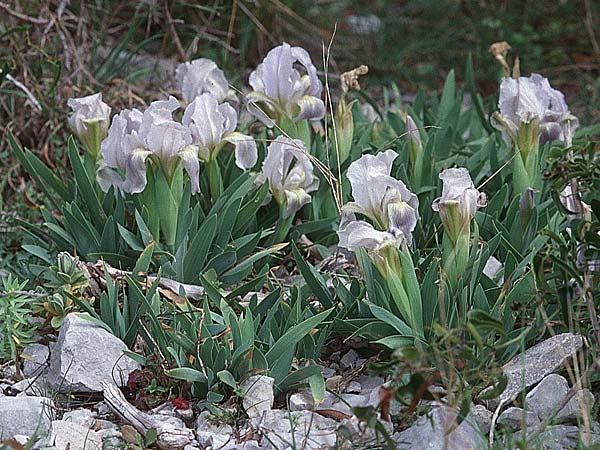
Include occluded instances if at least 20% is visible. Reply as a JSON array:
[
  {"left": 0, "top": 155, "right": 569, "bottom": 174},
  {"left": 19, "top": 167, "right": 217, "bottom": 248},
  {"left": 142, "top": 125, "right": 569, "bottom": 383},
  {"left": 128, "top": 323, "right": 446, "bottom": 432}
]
[
  {"left": 367, "top": 385, "right": 403, "bottom": 417},
  {"left": 471, "top": 405, "right": 492, "bottom": 434},
  {"left": 340, "top": 349, "right": 360, "bottom": 370},
  {"left": 338, "top": 416, "right": 394, "bottom": 447},
  {"left": 47, "top": 313, "right": 140, "bottom": 392},
  {"left": 322, "top": 367, "right": 336, "bottom": 379},
  {"left": 21, "top": 344, "right": 50, "bottom": 378},
  {"left": 523, "top": 424, "right": 600, "bottom": 450},
  {"left": 50, "top": 420, "right": 102, "bottom": 450},
  {"left": 325, "top": 375, "right": 343, "bottom": 391},
  {"left": 355, "top": 375, "right": 384, "bottom": 393},
  {"left": 241, "top": 375, "right": 275, "bottom": 418},
  {"left": 10, "top": 377, "right": 49, "bottom": 396},
  {"left": 289, "top": 390, "right": 314, "bottom": 411},
  {"left": 498, "top": 407, "right": 540, "bottom": 429},
  {"left": 95, "top": 427, "right": 122, "bottom": 440},
  {"left": 151, "top": 401, "right": 194, "bottom": 421},
  {"left": 195, "top": 411, "right": 233, "bottom": 439},
  {"left": 346, "top": 381, "right": 362, "bottom": 394},
  {"left": 220, "top": 440, "right": 261, "bottom": 450},
  {"left": 253, "top": 410, "right": 337, "bottom": 450},
  {"left": 393, "top": 404, "right": 487, "bottom": 450},
  {"left": 480, "top": 333, "right": 583, "bottom": 408},
  {"left": 0, "top": 396, "right": 54, "bottom": 440},
  {"left": 318, "top": 392, "right": 370, "bottom": 417},
  {"left": 196, "top": 430, "right": 231, "bottom": 448},
  {"left": 525, "top": 374, "right": 569, "bottom": 418},
  {"left": 525, "top": 374, "right": 594, "bottom": 422},
  {"left": 95, "top": 418, "right": 119, "bottom": 430},
  {"left": 555, "top": 389, "right": 595, "bottom": 422},
  {"left": 62, "top": 408, "right": 96, "bottom": 428}
]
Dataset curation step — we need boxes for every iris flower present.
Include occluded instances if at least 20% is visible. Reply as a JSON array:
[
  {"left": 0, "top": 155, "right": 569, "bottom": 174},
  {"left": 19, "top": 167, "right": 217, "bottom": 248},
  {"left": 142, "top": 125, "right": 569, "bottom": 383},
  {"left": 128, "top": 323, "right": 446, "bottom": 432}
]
[
  {"left": 432, "top": 168, "right": 486, "bottom": 243},
  {"left": 68, "top": 93, "right": 111, "bottom": 157},
  {"left": 337, "top": 150, "right": 419, "bottom": 252},
  {"left": 497, "top": 74, "right": 579, "bottom": 146},
  {"left": 176, "top": 58, "right": 231, "bottom": 104},
  {"left": 261, "top": 136, "right": 319, "bottom": 217},
  {"left": 182, "top": 93, "right": 257, "bottom": 171},
  {"left": 247, "top": 43, "right": 325, "bottom": 126}
]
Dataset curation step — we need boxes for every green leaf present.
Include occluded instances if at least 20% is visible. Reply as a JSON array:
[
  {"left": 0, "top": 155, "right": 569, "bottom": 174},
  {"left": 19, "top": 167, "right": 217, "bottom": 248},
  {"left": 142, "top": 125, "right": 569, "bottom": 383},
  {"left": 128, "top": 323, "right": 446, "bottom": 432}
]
[
  {"left": 265, "top": 309, "right": 332, "bottom": 366},
  {"left": 67, "top": 137, "right": 106, "bottom": 229},
  {"left": 133, "top": 241, "right": 155, "bottom": 276},
  {"left": 217, "top": 370, "right": 237, "bottom": 389},
  {"left": 182, "top": 214, "right": 218, "bottom": 283},
  {"left": 307, "top": 368, "right": 325, "bottom": 404},
  {"left": 291, "top": 242, "right": 333, "bottom": 308},
  {"left": 169, "top": 367, "right": 208, "bottom": 383},
  {"left": 275, "top": 364, "right": 323, "bottom": 394},
  {"left": 221, "top": 243, "right": 288, "bottom": 285}
]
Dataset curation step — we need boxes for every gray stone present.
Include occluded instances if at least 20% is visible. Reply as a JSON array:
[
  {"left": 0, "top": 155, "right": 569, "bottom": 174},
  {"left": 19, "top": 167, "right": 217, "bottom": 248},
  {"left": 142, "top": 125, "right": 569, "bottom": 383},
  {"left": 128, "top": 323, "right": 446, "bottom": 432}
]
[
  {"left": 47, "top": 313, "right": 140, "bottom": 392},
  {"left": 340, "top": 349, "right": 360, "bottom": 370},
  {"left": 196, "top": 430, "right": 232, "bottom": 448},
  {"left": 338, "top": 416, "right": 394, "bottom": 447},
  {"left": 0, "top": 396, "right": 54, "bottom": 440},
  {"left": 252, "top": 409, "right": 337, "bottom": 434},
  {"left": 95, "top": 427, "right": 121, "bottom": 440},
  {"left": 289, "top": 390, "right": 314, "bottom": 411},
  {"left": 498, "top": 407, "right": 540, "bottom": 429},
  {"left": 521, "top": 424, "right": 600, "bottom": 450},
  {"left": 220, "top": 440, "right": 261, "bottom": 450},
  {"left": 318, "top": 392, "right": 370, "bottom": 417},
  {"left": 49, "top": 420, "right": 102, "bottom": 450},
  {"left": 355, "top": 375, "right": 384, "bottom": 393},
  {"left": 525, "top": 373, "right": 595, "bottom": 423},
  {"left": 367, "top": 385, "right": 403, "bottom": 417},
  {"left": 11, "top": 377, "right": 49, "bottom": 396},
  {"left": 322, "top": 367, "right": 336, "bottom": 379},
  {"left": 346, "top": 381, "right": 362, "bottom": 394},
  {"left": 471, "top": 405, "right": 492, "bottom": 434},
  {"left": 325, "top": 375, "right": 342, "bottom": 391},
  {"left": 62, "top": 408, "right": 96, "bottom": 428},
  {"left": 22, "top": 344, "right": 50, "bottom": 378},
  {"left": 526, "top": 374, "right": 569, "bottom": 418},
  {"left": 393, "top": 404, "right": 487, "bottom": 450},
  {"left": 555, "top": 389, "right": 595, "bottom": 422},
  {"left": 480, "top": 333, "right": 583, "bottom": 408},
  {"left": 95, "top": 418, "right": 118, "bottom": 430},
  {"left": 241, "top": 375, "right": 275, "bottom": 419},
  {"left": 254, "top": 410, "right": 337, "bottom": 450},
  {"left": 195, "top": 410, "right": 233, "bottom": 436}
]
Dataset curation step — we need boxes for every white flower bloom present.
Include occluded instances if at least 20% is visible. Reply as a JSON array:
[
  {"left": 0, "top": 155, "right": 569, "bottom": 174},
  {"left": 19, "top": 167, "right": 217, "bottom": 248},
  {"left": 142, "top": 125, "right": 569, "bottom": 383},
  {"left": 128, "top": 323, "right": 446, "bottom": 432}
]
[
  {"left": 97, "top": 96, "right": 198, "bottom": 194},
  {"left": 96, "top": 108, "right": 143, "bottom": 192},
  {"left": 261, "top": 136, "right": 319, "bottom": 217},
  {"left": 344, "top": 150, "right": 419, "bottom": 245},
  {"left": 497, "top": 74, "right": 578, "bottom": 146},
  {"left": 176, "top": 58, "right": 230, "bottom": 103},
  {"left": 247, "top": 42, "right": 324, "bottom": 126},
  {"left": 67, "top": 93, "right": 111, "bottom": 156},
  {"left": 432, "top": 168, "right": 486, "bottom": 241},
  {"left": 338, "top": 212, "right": 403, "bottom": 253},
  {"left": 182, "top": 93, "right": 257, "bottom": 170},
  {"left": 337, "top": 150, "right": 419, "bottom": 253}
]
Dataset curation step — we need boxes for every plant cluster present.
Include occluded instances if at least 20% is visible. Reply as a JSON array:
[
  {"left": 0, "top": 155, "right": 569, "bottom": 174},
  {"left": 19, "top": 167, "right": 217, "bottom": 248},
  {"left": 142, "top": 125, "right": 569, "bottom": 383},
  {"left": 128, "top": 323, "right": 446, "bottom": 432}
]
[{"left": 6, "top": 37, "right": 600, "bottom": 443}]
